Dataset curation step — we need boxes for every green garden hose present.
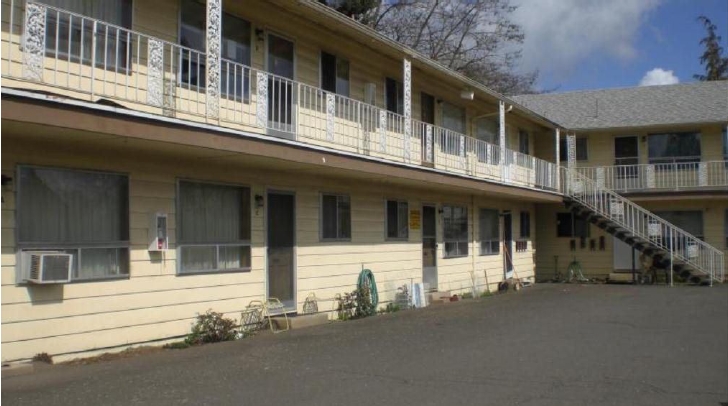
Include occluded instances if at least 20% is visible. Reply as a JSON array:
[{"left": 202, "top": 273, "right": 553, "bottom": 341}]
[{"left": 356, "top": 269, "right": 378, "bottom": 317}]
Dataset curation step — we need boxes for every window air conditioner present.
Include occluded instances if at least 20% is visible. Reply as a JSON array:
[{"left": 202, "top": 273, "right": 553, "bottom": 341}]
[{"left": 22, "top": 252, "right": 73, "bottom": 284}]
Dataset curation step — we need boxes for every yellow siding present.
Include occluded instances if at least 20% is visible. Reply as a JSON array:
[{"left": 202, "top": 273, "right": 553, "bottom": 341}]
[{"left": 1, "top": 137, "right": 538, "bottom": 362}]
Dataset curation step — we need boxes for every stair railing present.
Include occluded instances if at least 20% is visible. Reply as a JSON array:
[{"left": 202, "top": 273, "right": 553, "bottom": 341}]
[{"left": 560, "top": 167, "right": 725, "bottom": 284}]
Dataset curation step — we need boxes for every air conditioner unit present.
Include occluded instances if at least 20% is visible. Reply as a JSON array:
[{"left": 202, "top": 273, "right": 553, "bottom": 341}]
[{"left": 22, "top": 252, "right": 73, "bottom": 284}]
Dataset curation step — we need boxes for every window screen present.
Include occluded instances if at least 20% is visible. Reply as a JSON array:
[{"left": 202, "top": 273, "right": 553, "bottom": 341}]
[
  {"left": 178, "top": 181, "right": 251, "bottom": 273},
  {"left": 386, "top": 200, "right": 409, "bottom": 240},
  {"left": 18, "top": 166, "right": 129, "bottom": 280},
  {"left": 479, "top": 209, "right": 499, "bottom": 255},
  {"left": 443, "top": 205, "right": 468, "bottom": 257},
  {"left": 322, "top": 194, "right": 351, "bottom": 240}
]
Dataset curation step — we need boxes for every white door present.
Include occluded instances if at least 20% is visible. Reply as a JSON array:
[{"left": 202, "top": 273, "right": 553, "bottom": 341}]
[{"left": 613, "top": 237, "right": 639, "bottom": 271}]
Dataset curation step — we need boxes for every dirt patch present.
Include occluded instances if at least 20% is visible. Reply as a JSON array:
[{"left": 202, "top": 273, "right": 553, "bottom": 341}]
[{"left": 61, "top": 345, "right": 167, "bottom": 365}]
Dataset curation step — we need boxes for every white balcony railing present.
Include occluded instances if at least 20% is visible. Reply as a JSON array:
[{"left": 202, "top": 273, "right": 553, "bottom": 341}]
[
  {"left": 2, "top": 1, "right": 559, "bottom": 193},
  {"left": 576, "top": 161, "right": 728, "bottom": 192}
]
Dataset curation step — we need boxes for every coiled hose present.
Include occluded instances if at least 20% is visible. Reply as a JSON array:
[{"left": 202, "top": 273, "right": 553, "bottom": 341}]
[{"left": 356, "top": 269, "right": 378, "bottom": 317}]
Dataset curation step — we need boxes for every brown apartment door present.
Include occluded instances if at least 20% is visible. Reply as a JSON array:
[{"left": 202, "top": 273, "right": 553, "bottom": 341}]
[{"left": 267, "top": 191, "right": 296, "bottom": 310}]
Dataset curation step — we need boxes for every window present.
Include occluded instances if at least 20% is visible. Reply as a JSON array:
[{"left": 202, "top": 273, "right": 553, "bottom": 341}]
[
  {"left": 440, "top": 102, "right": 466, "bottom": 155},
  {"left": 386, "top": 200, "right": 409, "bottom": 240},
  {"left": 559, "top": 138, "right": 588, "bottom": 162},
  {"left": 556, "top": 212, "right": 589, "bottom": 238},
  {"left": 520, "top": 211, "right": 531, "bottom": 239},
  {"left": 475, "top": 118, "right": 500, "bottom": 164},
  {"left": 653, "top": 211, "right": 704, "bottom": 240},
  {"left": 44, "top": 0, "right": 132, "bottom": 70},
  {"left": 321, "top": 194, "right": 351, "bottom": 240},
  {"left": 722, "top": 127, "right": 727, "bottom": 165},
  {"left": 17, "top": 166, "right": 129, "bottom": 281},
  {"left": 648, "top": 132, "right": 701, "bottom": 164},
  {"left": 180, "top": 0, "right": 252, "bottom": 99},
  {"left": 725, "top": 209, "right": 728, "bottom": 248},
  {"left": 385, "top": 77, "right": 403, "bottom": 114},
  {"left": 518, "top": 130, "right": 530, "bottom": 155},
  {"left": 443, "top": 205, "right": 468, "bottom": 257},
  {"left": 321, "top": 51, "right": 350, "bottom": 97},
  {"left": 420, "top": 92, "right": 435, "bottom": 124},
  {"left": 178, "top": 181, "right": 251, "bottom": 274},
  {"left": 479, "top": 209, "right": 499, "bottom": 255}
]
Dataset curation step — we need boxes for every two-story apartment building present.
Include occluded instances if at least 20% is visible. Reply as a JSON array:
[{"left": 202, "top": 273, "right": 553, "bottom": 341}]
[
  {"left": 515, "top": 81, "right": 728, "bottom": 281},
  {"left": 0, "top": 0, "right": 570, "bottom": 362},
  {"left": 1, "top": 0, "right": 724, "bottom": 364}
]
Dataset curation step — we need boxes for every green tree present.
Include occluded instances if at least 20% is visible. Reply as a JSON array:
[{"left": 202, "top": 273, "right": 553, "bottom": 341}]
[{"left": 694, "top": 16, "right": 728, "bottom": 81}]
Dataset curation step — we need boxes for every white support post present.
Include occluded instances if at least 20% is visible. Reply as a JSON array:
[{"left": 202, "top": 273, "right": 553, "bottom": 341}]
[
  {"left": 499, "top": 101, "right": 506, "bottom": 165},
  {"left": 403, "top": 58, "right": 412, "bottom": 161},
  {"left": 205, "top": 0, "right": 222, "bottom": 120},
  {"left": 555, "top": 128, "right": 561, "bottom": 190}
]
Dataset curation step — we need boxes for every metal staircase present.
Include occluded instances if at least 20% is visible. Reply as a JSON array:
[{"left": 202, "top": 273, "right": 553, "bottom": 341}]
[{"left": 560, "top": 168, "right": 725, "bottom": 285}]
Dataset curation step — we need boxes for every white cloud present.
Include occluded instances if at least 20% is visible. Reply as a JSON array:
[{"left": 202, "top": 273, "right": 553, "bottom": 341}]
[
  {"left": 639, "top": 68, "right": 679, "bottom": 86},
  {"left": 512, "top": 0, "right": 661, "bottom": 80}
]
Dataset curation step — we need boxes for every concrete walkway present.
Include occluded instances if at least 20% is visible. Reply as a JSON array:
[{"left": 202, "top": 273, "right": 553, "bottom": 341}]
[{"left": 3, "top": 284, "right": 727, "bottom": 406}]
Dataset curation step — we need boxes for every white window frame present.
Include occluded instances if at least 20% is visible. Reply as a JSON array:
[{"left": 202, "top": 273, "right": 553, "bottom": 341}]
[
  {"left": 479, "top": 208, "right": 499, "bottom": 256},
  {"left": 16, "top": 165, "right": 130, "bottom": 283},
  {"left": 176, "top": 179, "right": 252, "bottom": 275},
  {"left": 385, "top": 199, "right": 409, "bottom": 241},
  {"left": 320, "top": 193, "right": 351, "bottom": 241},
  {"left": 443, "top": 205, "right": 468, "bottom": 258}
]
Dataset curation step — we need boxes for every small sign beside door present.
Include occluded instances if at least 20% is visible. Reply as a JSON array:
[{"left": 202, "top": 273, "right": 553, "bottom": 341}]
[{"left": 410, "top": 209, "right": 421, "bottom": 230}]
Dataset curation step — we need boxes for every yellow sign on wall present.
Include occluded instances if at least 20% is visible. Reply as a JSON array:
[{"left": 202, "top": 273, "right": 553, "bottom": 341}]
[{"left": 409, "top": 209, "right": 421, "bottom": 230}]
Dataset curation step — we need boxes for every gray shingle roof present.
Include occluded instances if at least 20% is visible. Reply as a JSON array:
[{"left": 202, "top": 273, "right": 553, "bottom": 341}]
[{"left": 512, "top": 81, "right": 728, "bottom": 130}]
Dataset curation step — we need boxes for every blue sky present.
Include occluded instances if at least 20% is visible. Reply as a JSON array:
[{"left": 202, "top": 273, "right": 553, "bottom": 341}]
[{"left": 512, "top": 0, "right": 728, "bottom": 92}]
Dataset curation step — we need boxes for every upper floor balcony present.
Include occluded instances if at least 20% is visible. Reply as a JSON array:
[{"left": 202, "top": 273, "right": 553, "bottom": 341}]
[
  {"left": 1, "top": 0, "right": 561, "bottom": 195},
  {"left": 575, "top": 160, "right": 728, "bottom": 194}
]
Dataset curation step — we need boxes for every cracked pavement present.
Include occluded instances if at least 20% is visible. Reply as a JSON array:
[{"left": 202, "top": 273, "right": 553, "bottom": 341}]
[{"left": 3, "top": 284, "right": 727, "bottom": 406}]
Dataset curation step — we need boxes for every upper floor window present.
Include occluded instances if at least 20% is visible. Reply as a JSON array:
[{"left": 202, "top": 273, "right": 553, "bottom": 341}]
[
  {"left": 180, "top": 0, "right": 252, "bottom": 97},
  {"left": 321, "top": 52, "right": 350, "bottom": 97},
  {"left": 385, "top": 77, "right": 404, "bottom": 115},
  {"left": 648, "top": 132, "right": 701, "bottom": 165},
  {"left": 44, "top": 0, "right": 133, "bottom": 70},
  {"left": 441, "top": 102, "right": 466, "bottom": 155},
  {"left": 518, "top": 130, "right": 530, "bottom": 155},
  {"left": 722, "top": 127, "right": 727, "bottom": 162},
  {"left": 443, "top": 205, "right": 468, "bottom": 258},
  {"left": 178, "top": 181, "right": 251, "bottom": 274},
  {"left": 321, "top": 194, "right": 351, "bottom": 240},
  {"left": 475, "top": 118, "right": 498, "bottom": 145},
  {"left": 559, "top": 138, "right": 588, "bottom": 162},
  {"left": 17, "top": 166, "right": 130, "bottom": 281}
]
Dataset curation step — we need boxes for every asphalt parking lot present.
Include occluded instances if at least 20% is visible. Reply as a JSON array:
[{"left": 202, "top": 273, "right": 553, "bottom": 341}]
[{"left": 3, "top": 284, "right": 727, "bottom": 406}]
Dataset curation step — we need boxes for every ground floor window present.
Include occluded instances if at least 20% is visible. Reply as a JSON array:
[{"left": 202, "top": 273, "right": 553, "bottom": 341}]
[
  {"left": 178, "top": 180, "right": 251, "bottom": 274},
  {"left": 653, "top": 211, "right": 704, "bottom": 240},
  {"left": 321, "top": 194, "right": 351, "bottom": 240},
  {"left": 17, "top": 166, "right": 130, "bottom": 281},
  {"left": 556, "top": 212, "right": 590, "bottom": 238},
  {"left": 725, "top": 209, "right": 728, "bottom": 248},
  {"left": 520, "top": 211, "right": 531, "bottom": 239},
  {"left": 443, "top": 205, "right": 468, "bottom": 257},
  {"left": 386, "top": 200, "right": 408, "bottom": 240},
  {"left": 479, "top": 209, "right": 499, "bottom": 255}
]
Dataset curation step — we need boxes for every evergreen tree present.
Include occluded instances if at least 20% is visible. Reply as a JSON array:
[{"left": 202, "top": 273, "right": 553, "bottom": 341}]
[{"left": 694, "top": 16, "right": 728, "bottom": 81}]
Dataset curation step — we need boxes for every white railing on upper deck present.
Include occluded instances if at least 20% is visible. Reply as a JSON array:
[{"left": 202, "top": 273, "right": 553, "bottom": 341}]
[
  {"left": 576, "top": 161, "right": 728, "bottom": 192},
  {"left": 2, "top": 1, "right": 560, "bottom": 193},
  {"left": 560, "top": 168, "right": 725, "bottom": 283}
]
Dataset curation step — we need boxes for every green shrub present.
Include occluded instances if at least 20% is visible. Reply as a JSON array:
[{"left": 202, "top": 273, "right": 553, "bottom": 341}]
[
  {"left": 163, "top": 341, "right": 191, "bottom": 350},
  {"left": 185, "top": 310, "right": 237, "bottom": 345}
]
